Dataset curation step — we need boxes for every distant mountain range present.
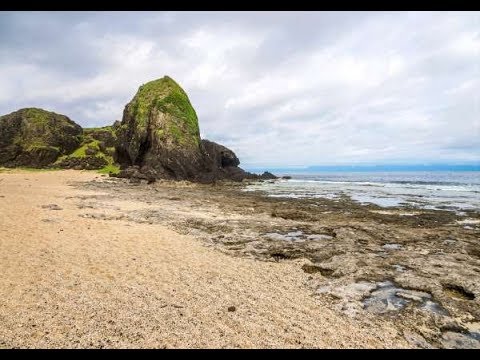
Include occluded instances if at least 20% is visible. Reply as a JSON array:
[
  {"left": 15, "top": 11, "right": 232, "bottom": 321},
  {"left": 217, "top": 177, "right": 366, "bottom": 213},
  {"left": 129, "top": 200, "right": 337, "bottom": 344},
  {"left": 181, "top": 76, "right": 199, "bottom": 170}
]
[{"left": 245, "top": 164, "right": 480, "bottom": 174}]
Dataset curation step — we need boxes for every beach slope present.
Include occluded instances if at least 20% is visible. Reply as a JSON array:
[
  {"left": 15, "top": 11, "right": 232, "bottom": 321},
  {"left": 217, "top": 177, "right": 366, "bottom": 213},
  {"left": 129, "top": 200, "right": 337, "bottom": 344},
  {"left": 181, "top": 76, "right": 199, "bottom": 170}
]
[{"left": 0, "top": 170, "right": 407, "bottom": 348}]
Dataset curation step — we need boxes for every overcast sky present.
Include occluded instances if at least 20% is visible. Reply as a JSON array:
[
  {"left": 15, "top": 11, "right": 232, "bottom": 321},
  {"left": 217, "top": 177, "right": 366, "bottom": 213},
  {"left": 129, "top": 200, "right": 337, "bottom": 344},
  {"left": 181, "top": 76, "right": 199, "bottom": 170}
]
[{"left": 0, "top": 11, "right": 478, "bottom": 167}]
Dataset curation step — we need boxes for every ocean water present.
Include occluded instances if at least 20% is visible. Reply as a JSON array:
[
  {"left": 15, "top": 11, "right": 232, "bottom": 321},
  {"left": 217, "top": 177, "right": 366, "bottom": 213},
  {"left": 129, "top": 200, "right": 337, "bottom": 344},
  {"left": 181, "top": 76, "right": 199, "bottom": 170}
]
[{"left": 244, "top": 171, "right": 480, "bottom": 213}]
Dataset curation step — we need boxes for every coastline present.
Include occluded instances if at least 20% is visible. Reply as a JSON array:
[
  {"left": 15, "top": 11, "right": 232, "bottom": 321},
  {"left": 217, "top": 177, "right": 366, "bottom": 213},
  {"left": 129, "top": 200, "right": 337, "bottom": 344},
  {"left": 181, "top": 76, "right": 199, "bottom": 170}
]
[{"left": 0, "top": 169, "right": 478, "bottom": 348}]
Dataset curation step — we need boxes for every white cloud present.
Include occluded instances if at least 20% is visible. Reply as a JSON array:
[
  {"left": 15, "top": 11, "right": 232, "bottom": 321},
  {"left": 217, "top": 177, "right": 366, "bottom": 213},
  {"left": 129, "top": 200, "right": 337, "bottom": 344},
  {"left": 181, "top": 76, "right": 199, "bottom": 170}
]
[{"left": 0, "top": 11, "right": 478, "bottom": 166}]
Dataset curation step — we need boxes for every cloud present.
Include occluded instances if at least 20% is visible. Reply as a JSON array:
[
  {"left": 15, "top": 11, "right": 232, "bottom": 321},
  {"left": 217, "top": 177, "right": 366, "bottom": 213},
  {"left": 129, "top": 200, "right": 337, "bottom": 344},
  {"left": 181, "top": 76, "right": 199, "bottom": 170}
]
[{"left": 0, "top": 11, "right": 478, "bottom": 166}]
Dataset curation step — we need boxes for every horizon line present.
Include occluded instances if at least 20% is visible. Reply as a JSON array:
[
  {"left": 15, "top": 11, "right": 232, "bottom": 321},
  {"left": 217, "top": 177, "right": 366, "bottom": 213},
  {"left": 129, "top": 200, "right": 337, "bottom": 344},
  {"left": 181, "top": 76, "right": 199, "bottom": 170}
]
[{"left": 243, "top": 163, "right": 480, "bottom": 171}]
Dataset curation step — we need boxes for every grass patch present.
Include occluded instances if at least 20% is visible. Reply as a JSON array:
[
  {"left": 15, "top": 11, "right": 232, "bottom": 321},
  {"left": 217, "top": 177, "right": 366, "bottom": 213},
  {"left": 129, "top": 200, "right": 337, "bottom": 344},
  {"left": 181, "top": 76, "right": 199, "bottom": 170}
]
[
  {"left": 97, "top": 163, "right": 120, "bottom": 175},
  {"left": 70, "top": 139, "right": 100, "bottom": 158},
  {"left": 83, "top": 125, "right": 115, "bottom": 134}
]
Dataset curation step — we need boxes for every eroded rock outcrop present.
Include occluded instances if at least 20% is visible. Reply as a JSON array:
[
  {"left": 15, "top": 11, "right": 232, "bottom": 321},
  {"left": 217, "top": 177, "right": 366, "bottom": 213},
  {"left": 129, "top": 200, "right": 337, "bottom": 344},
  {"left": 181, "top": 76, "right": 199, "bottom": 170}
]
[
  {"left": 198, "top": 139, "right": 252, "bottom": 182},
  {"left": 0, "top": 108, "right": 82, "bottom": 167},
  {"left": 115, "top": 76, "right": 262, "bottom": 182},
  {"left": 55, "top": 125, "right": 118, "bottom": 172},
  {"left": 115, "top": 76, "right": 205, "bottom": 179},
  {"left": 0, "top": 77, "right": 276, "bottom": 181}
]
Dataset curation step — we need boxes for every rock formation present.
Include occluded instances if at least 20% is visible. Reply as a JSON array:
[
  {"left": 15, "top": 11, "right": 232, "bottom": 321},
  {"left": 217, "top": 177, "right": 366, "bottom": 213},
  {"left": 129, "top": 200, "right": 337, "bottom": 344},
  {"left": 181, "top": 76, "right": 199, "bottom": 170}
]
[
  {"left": 0, "top": 108, "right": 82, "bottom": 167},
  {"left": 55, "top": 125, "right": 119, "bottom": 172},
  {"left": 259, "top": 171, "right": 277, "bottom": 180},
  {"left": 115, "top": 76, "right": 265, "bottom": 182},
  {"left": 0, "top": 77, "right": 277, "bottom": 181},
  {"left": 114, "top": 76, "right": 205, "bottom": 180}
]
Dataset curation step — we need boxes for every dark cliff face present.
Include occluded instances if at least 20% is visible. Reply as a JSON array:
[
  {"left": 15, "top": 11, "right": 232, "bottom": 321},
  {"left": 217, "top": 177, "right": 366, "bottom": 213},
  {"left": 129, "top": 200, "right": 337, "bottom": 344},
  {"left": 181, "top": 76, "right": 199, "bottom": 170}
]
[
  {"left": 201, "top": 140, "right": 240, "bottom": 169},
  {"left": 114, "top": 76, "right": 206, "bottom": 180},
  {"left": 0, "top": 108, "right": 82, "bottom": 168},
  {"left": 197, "top": 140, "right": 250, "bottom": 182},
  {"left": 115, "top": 76, "right": 256, "bottom": 182}
]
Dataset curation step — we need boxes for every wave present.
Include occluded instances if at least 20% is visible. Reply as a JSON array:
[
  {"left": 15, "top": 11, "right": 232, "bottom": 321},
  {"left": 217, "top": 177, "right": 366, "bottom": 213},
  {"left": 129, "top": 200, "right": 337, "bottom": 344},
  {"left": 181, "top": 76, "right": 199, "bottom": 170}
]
[
  {"left": 286, "top": 179, "right": 386, "bottom": 187},
  {"left": 285, "top": 178, "right": 479, "bottom": 191},
  {"left": 389, "top": 180, "right": 476, "bottom": 186}
]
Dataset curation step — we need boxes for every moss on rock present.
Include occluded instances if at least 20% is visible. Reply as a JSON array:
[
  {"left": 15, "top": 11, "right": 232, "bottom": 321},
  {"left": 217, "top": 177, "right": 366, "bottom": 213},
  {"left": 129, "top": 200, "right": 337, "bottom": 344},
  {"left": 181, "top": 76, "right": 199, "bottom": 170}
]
[
  {"left": 126, "top": 76, "right": 200, "bottom": 140},
  {"left": 116, "top": 76, "right": 202, "bottom": 171},
  {"left": 0, "top": 108, "right": 82, "bottom": 167},
  {"left": 56, "top": 126, "right": 120, "bottom": 174}
]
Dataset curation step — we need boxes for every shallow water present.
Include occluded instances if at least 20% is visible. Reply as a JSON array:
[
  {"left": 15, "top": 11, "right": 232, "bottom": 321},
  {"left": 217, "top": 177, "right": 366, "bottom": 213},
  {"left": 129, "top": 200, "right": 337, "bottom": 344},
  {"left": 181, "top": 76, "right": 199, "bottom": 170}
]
[
  {"left": 362, "top": 280, "right": 448, "bottom": 316},
  {"left": 245, "top": 171, "right": 480, "bottom": 212},
  {"left": 383, "top": 243, "right": 403, "bottom": 250}
]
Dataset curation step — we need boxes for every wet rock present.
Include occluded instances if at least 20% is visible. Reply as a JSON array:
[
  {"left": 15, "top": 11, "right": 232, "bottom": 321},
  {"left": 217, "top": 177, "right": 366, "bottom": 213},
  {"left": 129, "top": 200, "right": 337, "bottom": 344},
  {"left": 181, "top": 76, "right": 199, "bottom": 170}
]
[
  {"left": 403, "top": 331, "right": 436, "bottom": 349},
  {"left": 259, "top": 171, "right": 277, "bottom": 180},
  {"left": 271, "top": 208, "right": 315, "bottom": 221},
  {"left": 441, "top": 331, "right": 480, "bottom": 349},
  {"left": 266, "top": 245, "right": 305, "bottom": 260},
  {"left": 263, "top": 230, "right": 332, "bottom": 243},
  {"left": 363, "top": 280, "right": 444, "bottom": 315},
  {"left": 307, "top": 234, "right": 333, "bottom": 241},
  {"left": 396, "top": 290, "right": 431, "bottom": 302},
  {"left": 382, "top": 243, "right": 402, "bottom": 250},
  {"left": 318, "top": 281, "right": 377, "bottom": 301},
  {"left": 443, "top": 239, "right": 457, "bottom": 246},
  {"left": 466, "top": 245, "right": 480, "bottom": 259},
  {"left": 443, "top": 284, "right": 475, "bottom": 300},
  {"left": 418, "top": 299, "right": 448, "bottom": 314},
  {"left": 392, "top": 264, "right": 406, "bottom": 272},
  {"left": 265, "top": 232, "right": 300, "bottom": 241},
  {"left": 301, "top": 264, "right": 335, "bottom": 277},
  {"left": 439, "top": 321, "right": 468, "bottom": 334}
]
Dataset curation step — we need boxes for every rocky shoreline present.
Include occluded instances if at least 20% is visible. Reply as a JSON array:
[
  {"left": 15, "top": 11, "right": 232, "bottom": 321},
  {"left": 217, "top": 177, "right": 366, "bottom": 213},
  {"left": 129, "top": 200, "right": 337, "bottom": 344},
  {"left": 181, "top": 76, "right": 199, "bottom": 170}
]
[
  {"left": 74, "top": 175, "right": 480, "bottom": 349},
  {"left": 0, "top": 170, "right": 412, "bottom": 348}
]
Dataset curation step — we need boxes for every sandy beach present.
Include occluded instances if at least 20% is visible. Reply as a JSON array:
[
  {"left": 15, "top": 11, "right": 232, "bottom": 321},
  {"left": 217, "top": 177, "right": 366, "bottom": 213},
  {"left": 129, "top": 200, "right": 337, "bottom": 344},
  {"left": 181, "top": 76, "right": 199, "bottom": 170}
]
[{"left": 0, "top": 169, "right": 414, "bottom": 348}]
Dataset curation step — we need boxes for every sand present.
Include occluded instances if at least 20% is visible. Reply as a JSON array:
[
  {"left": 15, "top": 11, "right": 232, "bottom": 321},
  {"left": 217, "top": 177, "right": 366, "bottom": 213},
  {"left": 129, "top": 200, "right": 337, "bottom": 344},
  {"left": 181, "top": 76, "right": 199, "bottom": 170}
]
[{"left": 0, "top": 170, "right": 410, "bottom": 348}]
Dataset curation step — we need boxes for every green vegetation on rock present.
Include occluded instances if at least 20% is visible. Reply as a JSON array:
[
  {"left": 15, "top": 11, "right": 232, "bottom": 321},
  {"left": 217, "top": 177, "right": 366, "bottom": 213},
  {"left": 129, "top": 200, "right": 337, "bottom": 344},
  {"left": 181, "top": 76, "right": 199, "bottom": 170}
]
[
  {"left": 0, "top": 108, "right": 83, "bottom": 168},
  {"left": 55, "top": 126, "right": 120, "bottom": 174},
  {"left": 97, "top": 163, "right": 120, "bottom": 175},
  {"left": 126, "top": 76, "right": 200, "bottom": 147},
  {"left": 71, "top": 139, "right": 99, "bottom": 157}
]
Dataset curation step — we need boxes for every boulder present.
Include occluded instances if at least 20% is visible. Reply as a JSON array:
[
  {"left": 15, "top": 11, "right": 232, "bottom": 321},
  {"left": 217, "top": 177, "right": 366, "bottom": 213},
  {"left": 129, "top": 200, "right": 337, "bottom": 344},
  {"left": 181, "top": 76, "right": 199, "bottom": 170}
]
[
  {"left": 259, "top": 171, "right": 278, "bottom": 180},
  {"left": 201, "top": 139, "right": 240, "bottom": 168},
  {"left": 115, "top": 76, "right": 205, "bottom": 180},
  {"left": 115, "top": 76, "right": 255, "bottom": 183},
  {"left": 0, "top": 108, "right": 82, "bottom": 167},
  {"left": 56, "top": 156, "right": 108, "bottom": 170}
]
